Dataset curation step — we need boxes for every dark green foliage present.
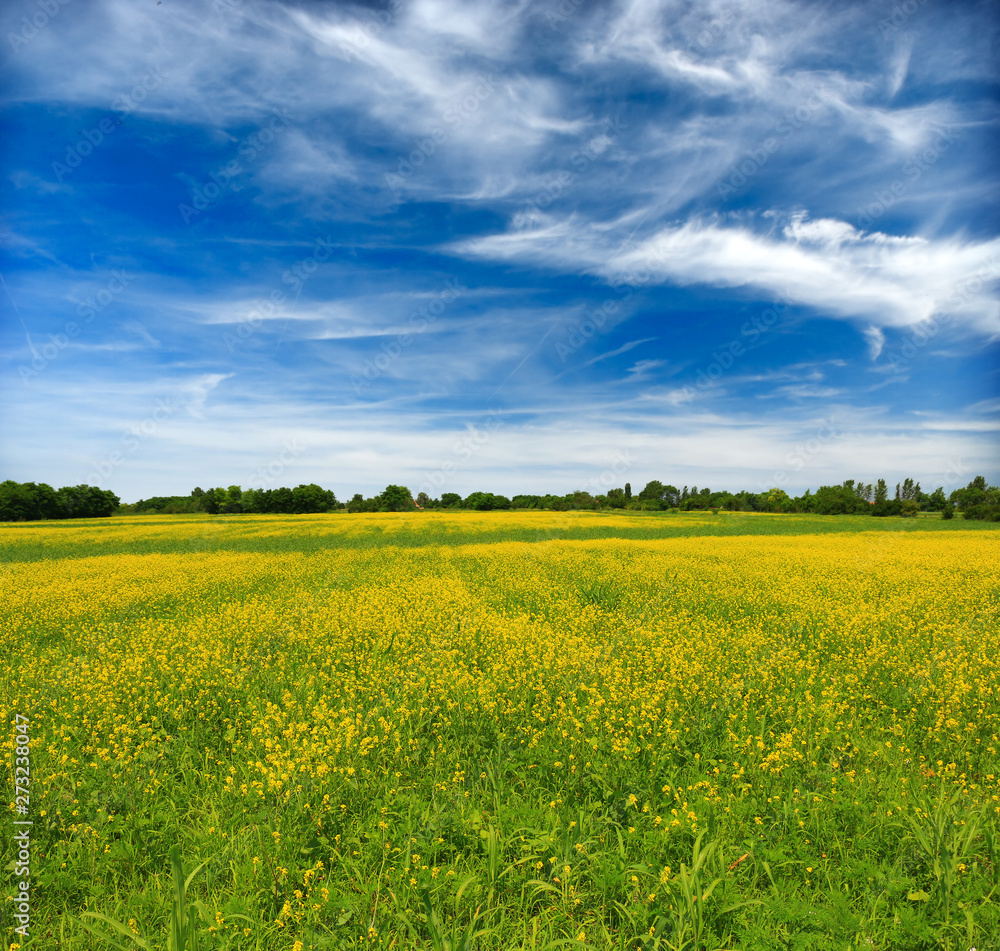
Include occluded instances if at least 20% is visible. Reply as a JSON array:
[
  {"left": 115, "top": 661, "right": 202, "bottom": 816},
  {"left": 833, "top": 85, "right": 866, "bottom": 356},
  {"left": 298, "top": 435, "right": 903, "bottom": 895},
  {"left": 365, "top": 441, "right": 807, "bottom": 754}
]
[
  {"left": 875, "top": 478, "right": 888, "bottom": 504},
  {"left": 463, "top": 491, "right": 511, "bottom": 511},
  {"left": 638, "top": 480, "right": 666, "bottom": 505},
  {"left": 808, "top": 484, "right": 873, "bottom": 515},
  {"left": 290, "top": 483, "right": 338, "bottom": 514},
  {"left": 951, "top": 476, "right": 1000, "bottom": 521},
  {"left": 924, "top": 487, "right": 948, "bottom": 511},
  {"left": 606, "top": 488, "right": 627, "bottom": 508},
  {"left": 10, "top": 474, "right": 999, "bottom": 522},
  {"left": 511, "top": 494, "right": 543, "bottom": 508},
  {"left": 0, "top": 480, "right": 119, "bottom": 520},
  {"left": 346, "top": 492, "right": 379, "bottom": 513},
  {"left": 381, "top": 484, "right": 415, "bottom": 512},
  {"left": 128, "top": 495, "right": 205, "bottom": 515}
]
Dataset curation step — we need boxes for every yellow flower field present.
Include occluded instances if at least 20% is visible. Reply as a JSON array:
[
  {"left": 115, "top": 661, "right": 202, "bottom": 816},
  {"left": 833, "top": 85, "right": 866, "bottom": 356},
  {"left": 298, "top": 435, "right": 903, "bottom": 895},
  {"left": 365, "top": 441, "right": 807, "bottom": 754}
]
[{"left": 2, "top": 512, "right": 998, "bottom": 949}]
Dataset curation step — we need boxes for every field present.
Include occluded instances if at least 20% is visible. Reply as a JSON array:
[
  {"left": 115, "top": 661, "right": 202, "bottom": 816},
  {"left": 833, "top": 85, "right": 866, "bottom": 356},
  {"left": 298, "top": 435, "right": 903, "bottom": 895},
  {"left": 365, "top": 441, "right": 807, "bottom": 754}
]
[{"left": 2, "top": 511, "right": 999, "bottom": 950}]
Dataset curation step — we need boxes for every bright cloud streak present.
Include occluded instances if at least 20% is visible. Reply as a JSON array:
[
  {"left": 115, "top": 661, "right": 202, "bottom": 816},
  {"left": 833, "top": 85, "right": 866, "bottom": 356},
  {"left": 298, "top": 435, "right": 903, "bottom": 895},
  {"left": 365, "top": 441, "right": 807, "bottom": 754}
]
[{"left": 1, "top": 0, "right": 997, "bottom": 500}]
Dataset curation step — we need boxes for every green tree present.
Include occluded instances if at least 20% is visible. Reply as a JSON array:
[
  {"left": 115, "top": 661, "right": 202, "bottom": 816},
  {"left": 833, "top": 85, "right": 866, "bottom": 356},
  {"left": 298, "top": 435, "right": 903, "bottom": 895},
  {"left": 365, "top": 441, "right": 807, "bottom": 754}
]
[
  {"left": 381, "top": 485, "right": 414, "bottom": 512},
  {"left": 638, "top": 481, "right": 665, "bottom": 508},
  {"left": 465, "top": 491, "right": 509, "bottom": 511},
  {"left": 952, "top": 476, "right": 1000, "bottom": 521},
  {"left": 271, "top": 486, "right": 294, "bottom": 512},
  {"left": 291, "top": 483, "right": 335, "bottom": 513},
  {"left": 85, "top": 486, "right": 120, "bottom": 517},
  {"left": 875, "top": 479, "right": 888, "bottom": 504},
  {"left": 606, "top": 487, "right": 626, "bottom": 509},
  {"left": 59, "top": 484, "right": 119, "bottom": 518},
  {"left": 811, "top": 484, "right": 871, "bottom": 515},
  {"left": 763, "top": 487, "right": 791, "bottom": 513},
  {"left": 0, "top": 481, "right": 27, "bottom": 520},
  {"left": 925, "top": 487, "right": 947, "bottom": 512},
  {"left": 684, "top": 487, "right": 712, "bottom": 511}
]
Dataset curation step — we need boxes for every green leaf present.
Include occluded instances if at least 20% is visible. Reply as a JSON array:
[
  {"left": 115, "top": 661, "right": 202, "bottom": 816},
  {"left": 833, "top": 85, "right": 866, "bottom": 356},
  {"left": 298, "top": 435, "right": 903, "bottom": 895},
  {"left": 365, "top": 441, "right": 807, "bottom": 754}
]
[
  {"left": 907, "top": 890, "right": 930, "bottom": 901},
  {"left": 72, "top": 912, "right": 155, "bottom": 951}
]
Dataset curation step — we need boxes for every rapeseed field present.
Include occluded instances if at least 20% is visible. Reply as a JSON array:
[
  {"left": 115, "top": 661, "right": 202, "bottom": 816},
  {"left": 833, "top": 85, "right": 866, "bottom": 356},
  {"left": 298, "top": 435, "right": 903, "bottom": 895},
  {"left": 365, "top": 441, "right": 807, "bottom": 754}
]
[{"left": 2, "top": 511, "right": 998, "bottom": 950}]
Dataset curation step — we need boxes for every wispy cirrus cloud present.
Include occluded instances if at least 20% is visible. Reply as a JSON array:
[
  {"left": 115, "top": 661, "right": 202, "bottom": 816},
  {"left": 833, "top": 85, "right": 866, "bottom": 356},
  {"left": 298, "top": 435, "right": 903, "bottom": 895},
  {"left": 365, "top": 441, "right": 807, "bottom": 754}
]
[
  {"left": 455, "top": 212, "right": 1000, "bottom": 333},
  {"left": 1, "top": 0, "right": 997, "bottom": 498}
]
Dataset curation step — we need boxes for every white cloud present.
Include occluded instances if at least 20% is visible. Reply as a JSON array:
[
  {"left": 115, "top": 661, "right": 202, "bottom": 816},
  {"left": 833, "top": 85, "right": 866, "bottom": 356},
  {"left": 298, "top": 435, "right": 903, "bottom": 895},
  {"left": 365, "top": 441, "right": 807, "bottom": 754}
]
[
  {"left": 2, "top": 0, "right": 996, "bottom": 500},
  {"left": 455, "top": 213, "right": 1000, "bottom": 335},
  {"left": 587, "top": 0, "right": 956, "bottom": 153},
  {"left": 179, "top": 373, "right": 232, "bottom": 419},
  {"left": 5, "top": 379, "right": 997, "bottom": 501},
  {"left": 863, "top": 325, "right": 885, "bottom": 360},
  {"left": 626, "top": 358, "right": 665, "bottom": 381}
]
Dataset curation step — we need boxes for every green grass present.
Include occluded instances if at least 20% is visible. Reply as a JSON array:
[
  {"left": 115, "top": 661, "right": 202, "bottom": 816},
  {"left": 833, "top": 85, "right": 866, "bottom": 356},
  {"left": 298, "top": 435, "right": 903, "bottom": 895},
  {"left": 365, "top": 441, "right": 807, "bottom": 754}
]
[
  {"left": 0, "top": 509, "right": 988, "bottom": 565},
  {"left": 2, "top": 512, "right": 998, "bottom": 951}
]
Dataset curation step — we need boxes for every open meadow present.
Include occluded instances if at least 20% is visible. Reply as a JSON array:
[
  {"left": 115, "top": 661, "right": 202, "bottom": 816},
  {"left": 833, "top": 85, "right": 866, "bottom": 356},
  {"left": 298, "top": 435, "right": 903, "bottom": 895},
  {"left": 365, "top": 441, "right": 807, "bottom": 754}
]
[{"left": 2, "top": 511, "right": 999, "bottom": 950}]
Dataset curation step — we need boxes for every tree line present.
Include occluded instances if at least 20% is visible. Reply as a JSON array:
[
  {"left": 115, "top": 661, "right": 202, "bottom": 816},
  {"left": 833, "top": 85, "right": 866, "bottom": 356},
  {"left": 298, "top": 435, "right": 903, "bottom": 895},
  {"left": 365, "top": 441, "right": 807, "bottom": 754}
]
[
  {"left": 2, "top": 476, "right": 997, "bottom": 522},
  {"left": 0, "top": 481, "right": 120, "bottom": 521}
]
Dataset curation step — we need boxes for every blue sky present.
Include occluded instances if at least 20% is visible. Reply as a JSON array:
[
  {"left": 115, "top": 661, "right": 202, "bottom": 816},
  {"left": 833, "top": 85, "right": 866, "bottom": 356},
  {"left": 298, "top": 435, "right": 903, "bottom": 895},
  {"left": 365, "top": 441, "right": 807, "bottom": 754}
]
[{"left": 2, "top": 0, "right": 998, "bottom": 503}]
